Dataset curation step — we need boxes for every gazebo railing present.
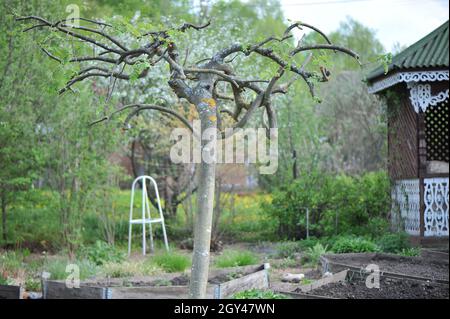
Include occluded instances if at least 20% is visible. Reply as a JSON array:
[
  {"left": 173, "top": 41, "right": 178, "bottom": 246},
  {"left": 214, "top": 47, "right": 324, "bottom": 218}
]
[
  {"left": 424, "top": 177, "right": 449, "bottom": 237},
  {"left": 392, "top": 179, "right": 421, "bottom": 235},
  {"left": 392, "top": 177, "right": 449, "bottom": 237}
]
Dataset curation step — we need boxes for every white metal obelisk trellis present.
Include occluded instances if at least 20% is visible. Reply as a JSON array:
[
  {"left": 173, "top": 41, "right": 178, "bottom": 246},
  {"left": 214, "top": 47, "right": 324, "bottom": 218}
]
[{"left": 128, "top": 176, "right": 169, "bottom": 256}]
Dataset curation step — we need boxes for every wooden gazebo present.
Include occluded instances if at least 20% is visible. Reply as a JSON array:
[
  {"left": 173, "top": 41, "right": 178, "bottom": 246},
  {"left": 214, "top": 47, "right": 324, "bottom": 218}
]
[{"left": 367, "top": 21, "right": 449, "bottom": 245}]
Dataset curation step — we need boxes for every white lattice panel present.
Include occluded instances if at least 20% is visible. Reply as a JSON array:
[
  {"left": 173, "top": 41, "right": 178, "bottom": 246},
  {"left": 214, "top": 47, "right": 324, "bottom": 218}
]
[
  {"left": 391, "top": 179, "right": 420, "bottom": 235},
  {"left": 424, "top": 178, "right": 449, "bottom": 237}
]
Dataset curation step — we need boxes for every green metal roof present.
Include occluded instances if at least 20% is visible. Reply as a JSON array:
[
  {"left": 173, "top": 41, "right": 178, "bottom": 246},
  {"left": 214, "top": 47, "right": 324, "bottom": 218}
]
[{"left": 368, "top": 20, "right": 449, "bottom": 81}]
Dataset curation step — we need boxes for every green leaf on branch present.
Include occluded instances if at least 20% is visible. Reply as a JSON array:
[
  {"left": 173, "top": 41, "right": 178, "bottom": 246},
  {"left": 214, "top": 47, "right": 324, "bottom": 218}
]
[
  {"left": 371, "top": 53, "right": 393, "bottom": 74},
  {"left": 130, "top": 61, "right": 150, "bottom": 82}
]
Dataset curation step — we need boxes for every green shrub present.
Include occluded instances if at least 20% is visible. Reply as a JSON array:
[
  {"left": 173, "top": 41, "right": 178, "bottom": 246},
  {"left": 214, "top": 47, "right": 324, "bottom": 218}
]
[
  {"left": 398, "top": 247, "right": 420, "bottom": 257},
  {"left": 215, "top": 250, "right": 258, "bottom": 268},
  {"left": 262, "top": 171, "right": 390, "bottom": 240},
  {"left": 274, "top": 241, "right": 302, "bottom": 258},
  {"left": 300, "top": 278, "right": 313, "bottom": 285},
  {"left": 82, "top": 240, "right": 125, "bottom": 266},
  {"left": 4, "top": 190, "right": 61, "bottom": 250},
  {"left": 274, "top": 257, "right": 299, "bottom": 269},
  {"left": 0, "top": 273, "right": 8, "bottom": 285},
  {"left": 151, "top": 253, "right": 191, "bottom": 273},
  {"left": 303, "top": 243, "right": 329, "bottom": 266},
  {"left": 216, "top": 194, "right": 276, "bottom": 242},
  {"left": 364, "top": 217, "right": 390, "bottom": 239},
  {"left": 376, "top": 232, "right": 411, "bottom": 254},
  {"left": 25, "top": 277, "right": 41, "bottom": 291},
  {"left": 274, "top": 238, "right": 320, "bottom": 259},
  {"left": 297, "top": 238, "right": 321, "bottom": 250},
  {"left": 331, "top": 236, "right": 379, "bottom": 253},
  {"left": 232, "top": 289, "right": 288, "bottom": 299}
]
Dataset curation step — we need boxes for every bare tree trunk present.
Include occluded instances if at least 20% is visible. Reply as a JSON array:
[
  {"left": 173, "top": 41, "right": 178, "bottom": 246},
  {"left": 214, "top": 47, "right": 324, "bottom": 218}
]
[
  {"left": 211, "top": 177, "right": 222, "bottom": 241},
  {"left": 189, "top": 98, "right": 217, "bottom": 298},
  {"left": 189, "top": 160, "right": 216, "bottom": 298},
  {"left": 292, "top": 149, "right": 298, "bottom": 180},
  {"left": 286, "top": 100, "right": 298, "bottom": 180},
  {"left": 1, "top": 191, "right": 6, "bottom": 242}
]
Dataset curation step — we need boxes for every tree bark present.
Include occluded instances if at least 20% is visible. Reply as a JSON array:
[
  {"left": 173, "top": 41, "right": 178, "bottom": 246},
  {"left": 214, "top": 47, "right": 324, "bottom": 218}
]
[
  {"left": 1, "top": 191, "right": 7, "bottom": 242},
  {"left": 189, "top": 159, "right": 216, "bottom": 298},
  {"left": 292, "top": 149, "right": 298, "bottom": 180},
  {"left": 189, "top": 96, "right": 217, "bottom": 298},
  {"left": 211, "top": 177, "right": 222, "bottom": 242}
]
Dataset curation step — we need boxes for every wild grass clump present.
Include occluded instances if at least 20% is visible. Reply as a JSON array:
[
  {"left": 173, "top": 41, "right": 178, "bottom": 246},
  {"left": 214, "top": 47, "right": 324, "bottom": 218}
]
[
  {"left": 303, "top": 243, "right": 329, "bottom": 266},
  {"left": 215, "top": 250, "right": 258, "bottom": 268},
  {"left": 0, "top": 251, "right": 25, "bottom": 276},
  {"left": 274, "top": 238, "right": 320, "bottom": 259},
  {"left": 81, "top": 240, "right": 125, "bottom": 266},
  {"left": 331, "top": 236, "right": 379, "bottom": 253},
  {"left": 398, "top": 247, "right": 421, "bottom": 257},
  {"left": 274, "top": 241, "right": 302, "bottom": 259},
  {"left": 150, "top": 252, "right": 191, "bottom": 273},
  {"left": 376, "top": 232, "right": 411, "bottom": 254},
  {"left": 44, "top": 257, "right": 98, "bottom": 280},
  {"left": 102, "top": 260, "right": 161, "bottom": 278}
]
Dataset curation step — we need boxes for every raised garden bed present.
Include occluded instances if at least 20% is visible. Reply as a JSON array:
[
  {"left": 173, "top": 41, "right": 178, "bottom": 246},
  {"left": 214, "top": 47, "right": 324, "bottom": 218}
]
[
  {"left": 301, "top": 271, "right": 449, "bottom": 299},
  {"left": 278, "top": 269, "right": 449, "bottom": 299},
  {"left": 321, "top": 253, "right": 449, "bottom": 283},
  {"left": 421, "top": 248, "right": 449, "bottom": 262},
  {"left": 278, "top": 252, "right": 449, "bottom": 299},
  {"left": 0, "top": 284, "right": 23, "bottom": 299},
  {"left": 42, "top": 263, "right": 270, "bottom": 299},
  {"left": 274, "top": 270, "right": 348, "bottom": 299}
]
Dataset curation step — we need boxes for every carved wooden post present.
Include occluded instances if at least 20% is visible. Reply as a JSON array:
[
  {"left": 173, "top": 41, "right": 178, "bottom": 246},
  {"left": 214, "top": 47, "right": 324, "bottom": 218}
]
[{"left": 418, "top": 112, "right": 427, "bottom": 238}]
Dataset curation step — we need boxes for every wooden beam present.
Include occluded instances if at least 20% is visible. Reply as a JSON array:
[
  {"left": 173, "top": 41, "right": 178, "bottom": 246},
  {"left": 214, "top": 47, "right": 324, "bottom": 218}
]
[{"left": 42, "top": 281, "right": 108, "bottom": 299}]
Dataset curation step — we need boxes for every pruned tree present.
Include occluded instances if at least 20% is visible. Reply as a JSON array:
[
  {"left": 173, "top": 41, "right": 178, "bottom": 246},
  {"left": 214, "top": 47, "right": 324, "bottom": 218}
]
[{"left": 16, "top": 15, "right": 358, "bottom": 298}]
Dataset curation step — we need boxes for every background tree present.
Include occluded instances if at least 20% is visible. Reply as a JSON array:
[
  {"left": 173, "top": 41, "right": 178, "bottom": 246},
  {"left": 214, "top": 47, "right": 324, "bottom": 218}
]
[
  {"left": 260, "top": 18, "right": 387, "bottom": 189},
  {"left": 0, "top": 0, "right": 51, "bottom": 243},
  {"left": 41, "top": 89, "right": 123, "bottom": 256},
  {"left": 108, "top": 0, "right": 289, "bottom": 219},
  {"left": 1, "top": 0, "right": 126, "bottom": 252}
]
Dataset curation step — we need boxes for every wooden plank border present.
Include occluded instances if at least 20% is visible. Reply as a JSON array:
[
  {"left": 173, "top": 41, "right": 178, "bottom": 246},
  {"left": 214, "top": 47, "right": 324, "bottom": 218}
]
[
  {"left": 321, "top": 254, "right": 449, "bottom": 284},
  {"left": 274, "top": 270, "right": 347, "bottom": 299},
  {"left": 215, "top": 264, "right": 270, "bottom": 299},
  {"left": 0, "top": 284, "right": 23, "bottom": 299},
  {"left": 43, "top": 264, "right": 270, "bottom": 299},
  {"left": 42, "top": 281, "right": 108, "bottom": 299}
]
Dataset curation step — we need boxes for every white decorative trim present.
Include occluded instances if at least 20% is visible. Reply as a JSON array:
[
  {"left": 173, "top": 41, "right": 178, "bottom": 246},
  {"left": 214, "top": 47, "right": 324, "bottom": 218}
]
[
  {"left": 368, "top": 70, "right": 449, "bottom": 93},
  {"left": 407, "top": 83, "right": 449, "bottom": 113},
  {"left": 391, "top": 179, "right": 421, "bottom": 235},
  {"left": 424, "top": 177, "right": 449, "bottom": 237}
]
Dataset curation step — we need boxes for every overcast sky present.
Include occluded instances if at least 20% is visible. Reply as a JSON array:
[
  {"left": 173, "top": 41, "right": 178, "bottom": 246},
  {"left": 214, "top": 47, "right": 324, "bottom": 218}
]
[{"left": 278, "top": 0, "right": 449, "bottom": 52}]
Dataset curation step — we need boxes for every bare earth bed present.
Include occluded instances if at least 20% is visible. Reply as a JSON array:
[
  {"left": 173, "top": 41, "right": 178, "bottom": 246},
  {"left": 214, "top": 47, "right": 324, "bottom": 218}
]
[
  {"left": 301, "top": 276, "right": 449, "bottom": 299},
  {"left": 79, "top": 266, "right": 255, "bottom": 287},
  {"left": 42, "top": 264, "right": 270, "bottom": 299},
  {"left": 83, "top": 271, "right": 249, "bottom": 288},
  {"left": 323, "top": 253, "right": 449, "bottom": 282}
]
